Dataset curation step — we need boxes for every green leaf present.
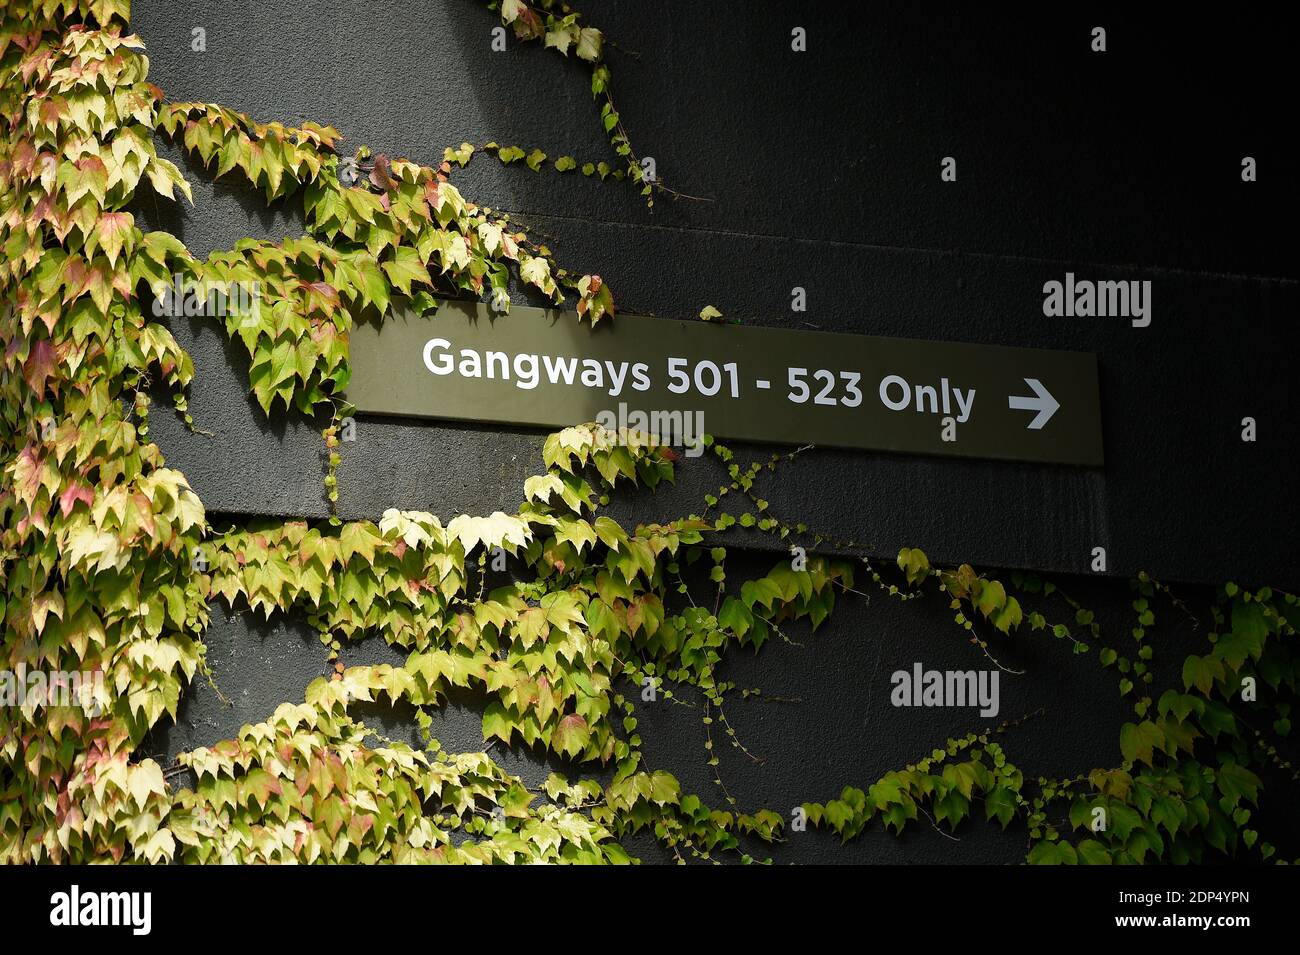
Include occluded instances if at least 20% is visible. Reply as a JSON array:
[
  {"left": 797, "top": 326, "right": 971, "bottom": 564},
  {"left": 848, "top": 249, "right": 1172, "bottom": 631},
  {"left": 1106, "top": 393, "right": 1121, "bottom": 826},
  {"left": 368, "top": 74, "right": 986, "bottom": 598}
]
[
  {"left": 1182, "top": 654, "right": 1224, "bottom": 695},
  {"left": 896, "top": 547, "right": 930, "bottom": 586},
  {"left": 381, "top": 246, "right": 432, "bottom": 296},
  {"left": 718, "top": 596, "right": 753, "bottom": 639},
  {"left": 1027, "top": 839, "right": 1078, "bottom": 865},
  {"left": 1118, "top": 721, "right": 1163, "bottom": 767},
  {"left": 1216, "top": 763, "right": 1261, "bottom": 806},
  {"left": 984, "top": 785, "right": 1017, "bottom": 828},
  {"left": 1076, "top": 839, "right": 1112, "bottom": 865}
]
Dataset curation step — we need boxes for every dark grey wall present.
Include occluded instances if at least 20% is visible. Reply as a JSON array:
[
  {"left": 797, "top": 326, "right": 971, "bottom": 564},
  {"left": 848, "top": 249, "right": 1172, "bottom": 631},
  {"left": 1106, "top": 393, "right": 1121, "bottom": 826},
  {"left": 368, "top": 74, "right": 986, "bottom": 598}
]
[{"left": 130, "top": 2, "right": 1297, "bottom": 862}]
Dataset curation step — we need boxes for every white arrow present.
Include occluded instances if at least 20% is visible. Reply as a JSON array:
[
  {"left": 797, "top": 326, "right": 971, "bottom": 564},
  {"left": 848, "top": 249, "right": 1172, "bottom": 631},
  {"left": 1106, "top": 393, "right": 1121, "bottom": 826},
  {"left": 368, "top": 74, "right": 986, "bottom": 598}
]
[{"left": 1007, "top": 378, "right": 1059, "bottom": 430}]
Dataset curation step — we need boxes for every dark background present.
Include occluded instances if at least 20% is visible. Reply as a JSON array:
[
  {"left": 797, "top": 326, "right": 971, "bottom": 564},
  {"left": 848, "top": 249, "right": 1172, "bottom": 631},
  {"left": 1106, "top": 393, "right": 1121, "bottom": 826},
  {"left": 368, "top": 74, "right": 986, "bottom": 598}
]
[{"left": 129, "top": 2, "right": 1298, "bottom": 862}]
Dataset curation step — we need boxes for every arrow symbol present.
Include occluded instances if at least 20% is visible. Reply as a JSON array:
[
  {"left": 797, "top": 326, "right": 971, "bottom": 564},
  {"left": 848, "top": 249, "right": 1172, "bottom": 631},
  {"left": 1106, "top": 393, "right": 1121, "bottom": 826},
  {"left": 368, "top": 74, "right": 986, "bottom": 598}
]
[{"left": 1008, "top": 378, "right": 1059, "bottom": 430}]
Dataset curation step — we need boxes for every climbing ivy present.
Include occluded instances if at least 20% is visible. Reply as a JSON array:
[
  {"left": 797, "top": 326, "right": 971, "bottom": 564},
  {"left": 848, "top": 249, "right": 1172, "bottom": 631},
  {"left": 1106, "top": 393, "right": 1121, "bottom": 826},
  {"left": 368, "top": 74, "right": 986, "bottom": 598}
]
[{"left": 2, "top": 0, "right": 1296, "bottom": 865}]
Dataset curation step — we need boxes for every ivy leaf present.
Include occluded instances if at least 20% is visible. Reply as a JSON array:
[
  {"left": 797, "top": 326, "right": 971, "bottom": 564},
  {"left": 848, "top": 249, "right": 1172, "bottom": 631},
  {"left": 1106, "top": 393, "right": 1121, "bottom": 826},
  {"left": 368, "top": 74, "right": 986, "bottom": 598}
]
[
  {"left": 896, "top": 546, "right": 929, "bottom": 586},
  {"left": 318, "top": 796, "right": 348, "bottom": 840},
  {"left": 648, "top": 771, "right": 680, "bottom": 806},
  {"left": 339, "top": 521, "right": 381, "bottom": 564},
  {"left": 58, "top": 479, "right": 95, "bottom": 516},
  {"left": 740, "top": 577, "right": 783, "bottom": 612},
  {"left": 823, "top": 799, "right": 855, "bottom": 833},
  {"left": 1199, "top": 700, "right": 1237, "bottom": 741},
  {"left": 127, "top": 761, "right": 166, "bottom": 810},
  {"left": 448, "top": 511, "right": 532, "bottom": 554},
  {"left": 96, "top": 211, "right": 133, "bottom": 267},
  {"left": 524, "top": 473, "right": 564, "bottom": 504},
  {"left": 552, "top": 714, "right": 590, "bottom": 758},
  {"left": 1158, "top": 717, "right": 1199, "bottom": 755},
  {"left": 350, "top": 253, "right": 391, "bottom": 315},
  {"left": 593, "top": 516, "right": 626, "bottom": 552},
  {"left": 718, "top": 596, "right": 753, "bottom": 638},
  {"left": 1182, "top": 654, "right": 1223, "bottom": 695},
  {"left": 990, "top": 595, "right": 1022, "bottom": 633},
  {"left": 520, "top": 255, "right": 556, "bottom": 296},
  {"left": 974, "top": 579, "right": 1007, "bottom": 618},
  {"left": 482, "top": 701, "right": 514, "bottom": 745},
  {"left": 984, "top": 785, "right": 1017, "bottom": 828},
  {"left": 1118, "top": 720, "right": 1163, "bottom": 767},
  {"left": 240, "top": 767, "right": 283, "bottom": 810},
  {"left": 1076, "top": 839, "right": 1112, "bottom": 865},
  {"left": 544, "top": 26, "right": 575, "bottom": 56},
  {"left": 381, "top": 246, "right": 432, "bottom": 296},
  {"left": 23, "top": 339, "right": 58, "bottom": 398},
  {"left": 1216, "top": 763, "right": 1261, "bottom": 806},
  {"left": 1027, "top": 839, "right": 1077, "bottom": 865},
  {"left": 575, "top": 27, "right": 603, "bottom": 63}
]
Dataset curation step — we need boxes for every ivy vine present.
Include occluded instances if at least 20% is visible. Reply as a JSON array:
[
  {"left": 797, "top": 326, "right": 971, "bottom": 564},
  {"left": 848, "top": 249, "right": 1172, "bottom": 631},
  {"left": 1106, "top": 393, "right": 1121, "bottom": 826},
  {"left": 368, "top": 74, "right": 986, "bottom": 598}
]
[{"left": 1, "top": 0, "right": 1296, "bottom": 865}]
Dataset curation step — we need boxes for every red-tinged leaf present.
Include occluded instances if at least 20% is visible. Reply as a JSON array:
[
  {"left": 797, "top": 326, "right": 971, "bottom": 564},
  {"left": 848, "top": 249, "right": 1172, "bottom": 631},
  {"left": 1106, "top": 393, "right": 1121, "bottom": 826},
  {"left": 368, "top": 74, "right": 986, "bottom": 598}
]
[
  {"left": 13, "top": 446, "right": 43, "bottom": 505},
  {"left": 326, "top": 751, "right": 348, "bottom": 794},
  {"left": 10, "top": 140, "right": 36, "bottom": 175},
  {"left": 19, "top": 47, "right": 53, "bottom": 85},
  {"left": 302, "top": 280, "right": 340, "bottom": 314},
  {"left": 97, "top": 211, "right": 133, "bottom": 267},
  {"left": 318, "top": 797, "right": 347, "bottom": 840},
  {"left": 23, "top": 339, "right": 58, "bottom": 397},
  {"left": 74, "top": 155, "right": 108, "bottom": 201},
  {"left": 86, "top": 260, "right": 114, "bottom": 312},
  {"left": 348, "top": 812, "right": 375, "bottom": 843},
  {"left": 369, "top": 154, "right": 397, "bottom": 191},
  {"left": 552, "top": 713, "right": 590, "bottom": 758},
  {"left": 512, "top": 6, "right": 543, "bottom": 40},
  {"left": 240, "top": 768, "right": 282, "bottom": 810},
  {"left": 61, "top": 255, "right": 91, "bottom": 304},
  {"left": 58, "top": 480, "right": 94, "bottom": 516},
  {"left": 39, "top": 97, "right": 61, "bottom": 129},
  {"left": 425, "top": 179, "right": 444, "bottom": 214},
  {"left": 129, "top": 490, "right": 157, "bottom": 539},
  {"left": 308, "top": 756, "right": 335, "bottom": 798}
]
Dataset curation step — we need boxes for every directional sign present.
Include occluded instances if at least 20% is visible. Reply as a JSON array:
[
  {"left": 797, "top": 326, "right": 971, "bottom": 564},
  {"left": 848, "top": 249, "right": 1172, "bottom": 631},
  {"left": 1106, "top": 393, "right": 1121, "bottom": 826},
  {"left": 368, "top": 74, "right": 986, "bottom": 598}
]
[
  {"left": 1008, "top": 378, "right": 1059, "bottom": 430},
  {"left": 347, "top": 302, "right": 1104, "bottom": 466}
]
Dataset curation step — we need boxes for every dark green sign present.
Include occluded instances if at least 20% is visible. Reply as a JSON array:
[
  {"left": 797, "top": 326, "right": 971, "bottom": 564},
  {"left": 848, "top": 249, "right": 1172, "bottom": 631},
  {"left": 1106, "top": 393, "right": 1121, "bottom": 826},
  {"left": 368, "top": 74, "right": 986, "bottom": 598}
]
[{"left": 347, "top": 301, "right": 1104, "bottom": 466}]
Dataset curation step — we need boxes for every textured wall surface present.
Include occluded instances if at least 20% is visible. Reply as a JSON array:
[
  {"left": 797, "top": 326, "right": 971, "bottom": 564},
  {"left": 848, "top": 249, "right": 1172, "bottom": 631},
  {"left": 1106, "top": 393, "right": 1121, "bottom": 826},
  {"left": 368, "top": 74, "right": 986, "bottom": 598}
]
[{"left": 128, "top": 2, "right": 1297, "bottom": 862}]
